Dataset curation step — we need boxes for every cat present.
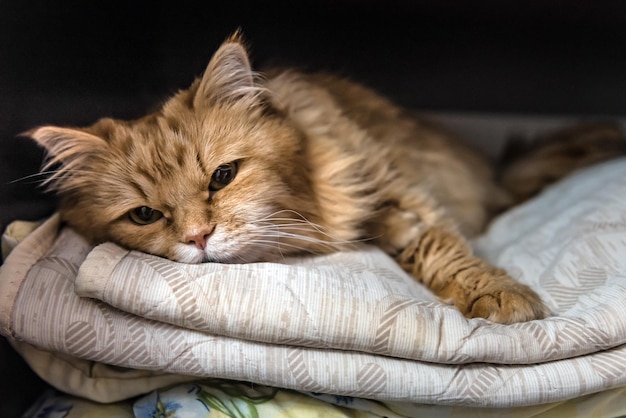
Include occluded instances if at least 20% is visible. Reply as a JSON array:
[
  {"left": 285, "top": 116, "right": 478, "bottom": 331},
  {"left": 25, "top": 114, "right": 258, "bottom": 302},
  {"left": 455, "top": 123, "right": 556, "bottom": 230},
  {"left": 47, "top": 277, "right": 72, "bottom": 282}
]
[{"left": 26, "top": 33, "right": 625, "bottom": 324}]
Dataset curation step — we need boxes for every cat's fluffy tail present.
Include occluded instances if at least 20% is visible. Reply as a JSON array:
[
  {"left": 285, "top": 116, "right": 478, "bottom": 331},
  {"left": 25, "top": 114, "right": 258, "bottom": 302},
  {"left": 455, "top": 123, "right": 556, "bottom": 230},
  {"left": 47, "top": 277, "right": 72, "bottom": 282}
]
[{"left": 498, "top": 123, "right": 626, "bottom": 203}]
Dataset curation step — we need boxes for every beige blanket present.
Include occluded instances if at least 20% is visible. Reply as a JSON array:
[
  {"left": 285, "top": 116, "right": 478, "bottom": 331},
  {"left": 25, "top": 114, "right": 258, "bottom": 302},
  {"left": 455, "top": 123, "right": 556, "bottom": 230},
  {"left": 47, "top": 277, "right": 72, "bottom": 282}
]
[{"left": 2, "top": 158, "right": 626, "bottom": 407}]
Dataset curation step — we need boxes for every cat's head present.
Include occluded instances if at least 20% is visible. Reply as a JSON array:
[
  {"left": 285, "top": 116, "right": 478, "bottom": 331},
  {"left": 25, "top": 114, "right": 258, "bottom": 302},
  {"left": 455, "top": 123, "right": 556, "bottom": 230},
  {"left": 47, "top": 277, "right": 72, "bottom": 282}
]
[{"left": 28, "top": 34, "right": 323, "bottom": 263}]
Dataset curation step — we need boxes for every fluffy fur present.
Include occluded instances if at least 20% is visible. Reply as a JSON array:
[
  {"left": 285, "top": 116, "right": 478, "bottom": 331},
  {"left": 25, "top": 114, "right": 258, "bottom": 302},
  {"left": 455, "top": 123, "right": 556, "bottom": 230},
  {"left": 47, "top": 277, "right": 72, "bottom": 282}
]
[{"left": 28, "top": 34, "right": 624, "bottom": 323}]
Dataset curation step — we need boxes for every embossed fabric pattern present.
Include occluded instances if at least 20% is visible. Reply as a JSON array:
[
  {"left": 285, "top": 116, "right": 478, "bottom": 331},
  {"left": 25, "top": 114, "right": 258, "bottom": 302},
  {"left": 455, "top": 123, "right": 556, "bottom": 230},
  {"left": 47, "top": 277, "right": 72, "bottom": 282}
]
[{"left": 1, "top": 158, "right": 626, "bottom": 407}]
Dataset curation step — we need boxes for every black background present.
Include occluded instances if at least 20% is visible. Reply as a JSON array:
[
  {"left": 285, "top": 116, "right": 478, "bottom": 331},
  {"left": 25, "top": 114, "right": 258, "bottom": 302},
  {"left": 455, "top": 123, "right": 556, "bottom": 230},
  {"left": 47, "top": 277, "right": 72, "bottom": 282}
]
[{"left": 1, "top": 2, "right": 626, "bottom": 412}]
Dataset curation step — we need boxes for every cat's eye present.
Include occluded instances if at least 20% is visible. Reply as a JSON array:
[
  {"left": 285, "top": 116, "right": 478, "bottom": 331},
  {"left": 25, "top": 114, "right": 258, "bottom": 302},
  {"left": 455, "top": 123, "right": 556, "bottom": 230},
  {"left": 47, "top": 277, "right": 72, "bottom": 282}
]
[
  {"left": 209, "top": 161, "right": 238, "bottom": 191},
  {"left": 129, "top": 206, "right": 164, "bottom": 225}
]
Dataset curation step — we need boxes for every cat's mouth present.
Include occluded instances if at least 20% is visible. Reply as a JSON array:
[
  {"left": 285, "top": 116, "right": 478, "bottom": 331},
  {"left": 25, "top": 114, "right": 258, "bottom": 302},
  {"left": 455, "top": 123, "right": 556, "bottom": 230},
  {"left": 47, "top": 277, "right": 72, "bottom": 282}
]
[
  {"left": 170, "top": 238, "right": 268, "bottom": 264},
  {"left": 168, "top": 245, "right": 210, "bottom": 264}
]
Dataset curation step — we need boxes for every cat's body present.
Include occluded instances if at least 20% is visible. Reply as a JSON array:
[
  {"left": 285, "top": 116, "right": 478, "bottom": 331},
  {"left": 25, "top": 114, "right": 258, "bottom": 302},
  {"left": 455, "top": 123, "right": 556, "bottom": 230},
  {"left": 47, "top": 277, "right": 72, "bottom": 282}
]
[{"left": 28, "top": 34, "right": 625, "bottom": 324}]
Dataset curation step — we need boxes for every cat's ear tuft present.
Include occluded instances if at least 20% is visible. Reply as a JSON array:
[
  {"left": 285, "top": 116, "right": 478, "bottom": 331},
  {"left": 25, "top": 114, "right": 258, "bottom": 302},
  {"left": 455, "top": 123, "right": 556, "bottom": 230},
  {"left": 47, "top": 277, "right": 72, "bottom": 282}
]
[
  {"left": 26, "top": 126, "right": 108, "bottom": 157},
  {"left": 25, "top": 126, "right": 108, "bottom": 190},
  {"left": 194, "top": 32, "right": 264, "bottom": 108}
]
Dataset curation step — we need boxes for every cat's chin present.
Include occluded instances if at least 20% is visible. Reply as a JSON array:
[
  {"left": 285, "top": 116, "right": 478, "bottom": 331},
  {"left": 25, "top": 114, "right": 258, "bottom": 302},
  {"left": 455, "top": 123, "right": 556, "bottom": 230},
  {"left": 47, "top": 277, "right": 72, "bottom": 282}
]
[
  {"left": 169, "top": 243, "right": 256, "bottom": 264},
  {"left": 170, "top": 251, "right": 254, "bottom": 265},
  {"left": 170, "top": 245, "right": 211, "bottom": 264},
  {"left": 168, "top": 243, "right": 280, "bottom": 265}
]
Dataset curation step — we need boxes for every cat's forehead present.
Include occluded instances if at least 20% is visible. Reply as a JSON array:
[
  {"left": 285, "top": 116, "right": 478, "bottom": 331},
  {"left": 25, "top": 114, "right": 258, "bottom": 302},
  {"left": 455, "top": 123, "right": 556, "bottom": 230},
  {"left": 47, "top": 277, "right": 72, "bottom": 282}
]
[
  {"left": 103, "top": 109, "right": 255, "bottom": 163},
  {"left": 87, "top": 99, "right": 294, "bottom": 207}
]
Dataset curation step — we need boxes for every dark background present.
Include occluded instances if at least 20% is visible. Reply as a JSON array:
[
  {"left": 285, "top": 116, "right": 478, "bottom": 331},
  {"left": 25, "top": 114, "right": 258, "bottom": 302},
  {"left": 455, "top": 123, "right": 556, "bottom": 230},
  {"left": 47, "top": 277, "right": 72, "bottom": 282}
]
[{"left": 1, "top": 1, "right": 626, "bottom": 414}]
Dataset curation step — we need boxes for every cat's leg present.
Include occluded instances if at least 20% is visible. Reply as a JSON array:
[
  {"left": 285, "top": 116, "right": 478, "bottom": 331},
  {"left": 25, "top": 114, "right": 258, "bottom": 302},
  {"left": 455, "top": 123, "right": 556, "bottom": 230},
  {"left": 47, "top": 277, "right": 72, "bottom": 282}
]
[{"left": 372, "top": 201, "right": 548, "bottom": 324}]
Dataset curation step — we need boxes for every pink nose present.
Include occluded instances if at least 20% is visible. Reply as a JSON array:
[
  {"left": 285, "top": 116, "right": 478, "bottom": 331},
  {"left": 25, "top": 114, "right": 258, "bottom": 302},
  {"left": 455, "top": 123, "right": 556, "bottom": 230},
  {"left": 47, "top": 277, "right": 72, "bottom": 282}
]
[{"left": 185, "top": 226, "right": 215, "bottom": 250}]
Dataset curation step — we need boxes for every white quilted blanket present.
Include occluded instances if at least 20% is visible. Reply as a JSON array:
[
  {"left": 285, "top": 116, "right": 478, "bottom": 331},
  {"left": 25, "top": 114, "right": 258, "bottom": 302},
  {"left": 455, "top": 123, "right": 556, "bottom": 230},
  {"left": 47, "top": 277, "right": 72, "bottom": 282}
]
[{"left": 2, "top": 158, "right": 626, "bottom": 408}]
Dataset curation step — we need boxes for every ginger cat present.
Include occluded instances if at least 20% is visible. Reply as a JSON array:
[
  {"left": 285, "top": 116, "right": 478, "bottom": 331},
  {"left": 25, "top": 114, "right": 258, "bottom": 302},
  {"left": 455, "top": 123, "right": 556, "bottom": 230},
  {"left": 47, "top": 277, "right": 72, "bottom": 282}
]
[{"left": 29, "top": 33, "right": 623, "bottom": 324}]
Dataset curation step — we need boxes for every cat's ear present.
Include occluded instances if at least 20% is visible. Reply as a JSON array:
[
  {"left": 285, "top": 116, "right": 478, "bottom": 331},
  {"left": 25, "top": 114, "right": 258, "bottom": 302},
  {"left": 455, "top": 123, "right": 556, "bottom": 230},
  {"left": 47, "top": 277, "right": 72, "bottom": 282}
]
[
  {"left": 193, "top": 32, "right": 263, "bottom": 108},
  {"left": 26, "top": 126, "right": 108, "bottom": 190},
  {"left": 27, "top": 126, "right": 108, "bottom": 160}
]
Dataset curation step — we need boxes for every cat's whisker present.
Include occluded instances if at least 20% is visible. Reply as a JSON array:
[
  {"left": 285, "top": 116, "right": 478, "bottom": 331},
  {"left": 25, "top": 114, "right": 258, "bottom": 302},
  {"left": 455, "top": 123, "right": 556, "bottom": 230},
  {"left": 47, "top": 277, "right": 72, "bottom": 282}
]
[
  {"left": 9, "top": 169, "right": 100, "bottom": 185},
  {"left": 246, "top": 216, "right": 344, "bottom": 255},
  {"left": 246, "top": 238, "right": 328, "bottom": 257},
  {"left": 250, "top": 226, "right": 357, "bottom": 254},
  {"left": 245, "top": 239, "right": 288, "bottom": 260},
  {"left": 8, "top": 171, "right": 57, "bottom": 184},
  {"left": 254, "top": 220, "right": 363, "bottom": 246},
  {"left": 257, "top": 216, "right": 336, "bottom": 259},
  {"left": 257, "top": 209, "right": 321, "bottom": 225},
  {"left": 254, "top": 222, "right": 319, "bottom": 232},
  {"left": 256, "top": 211, "right": 341, "bottom": 238}
]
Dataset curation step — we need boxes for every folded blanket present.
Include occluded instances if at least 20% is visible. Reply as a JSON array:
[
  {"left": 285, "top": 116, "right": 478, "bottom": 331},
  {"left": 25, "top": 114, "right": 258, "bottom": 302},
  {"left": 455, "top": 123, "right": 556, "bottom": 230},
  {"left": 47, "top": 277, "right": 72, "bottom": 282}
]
[{"left": 2, "top": 158, "right": 626, "bottom": 408}]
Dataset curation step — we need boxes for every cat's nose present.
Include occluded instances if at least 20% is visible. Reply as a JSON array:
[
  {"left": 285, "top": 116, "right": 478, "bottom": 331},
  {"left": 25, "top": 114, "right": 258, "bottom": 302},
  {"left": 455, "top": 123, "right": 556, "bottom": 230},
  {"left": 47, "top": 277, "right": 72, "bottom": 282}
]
[{"left": 185, "top": 226, "right": 215, "bottom": 250}]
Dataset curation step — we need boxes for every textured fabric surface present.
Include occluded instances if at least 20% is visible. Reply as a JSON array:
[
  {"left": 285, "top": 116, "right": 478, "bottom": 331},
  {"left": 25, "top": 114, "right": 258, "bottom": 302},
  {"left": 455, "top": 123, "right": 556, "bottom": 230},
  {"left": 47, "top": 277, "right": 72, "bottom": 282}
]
[
  {"left": 22, "top": 384, "right": 626, "bottom": 418},
  {"left": 23, "top": 380, "right": 396, "bottom": 418},
  {"left": 2, "top": 158, "right": 626, "bottom": 407}
]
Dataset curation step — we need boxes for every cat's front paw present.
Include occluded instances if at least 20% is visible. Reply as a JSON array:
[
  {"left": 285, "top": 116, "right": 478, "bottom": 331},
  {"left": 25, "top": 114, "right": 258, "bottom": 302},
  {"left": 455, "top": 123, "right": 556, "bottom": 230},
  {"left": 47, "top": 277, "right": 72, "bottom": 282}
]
[{"left": 466, "top": 283, "right": 549, "bottom": 324}]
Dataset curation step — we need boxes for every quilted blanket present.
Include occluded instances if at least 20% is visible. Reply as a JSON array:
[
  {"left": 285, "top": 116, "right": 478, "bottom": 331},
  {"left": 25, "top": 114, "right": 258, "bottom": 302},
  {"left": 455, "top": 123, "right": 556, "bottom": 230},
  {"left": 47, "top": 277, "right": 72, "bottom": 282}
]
[{"left": 2, "top": 158, "right": 626, "bottom": 408}]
